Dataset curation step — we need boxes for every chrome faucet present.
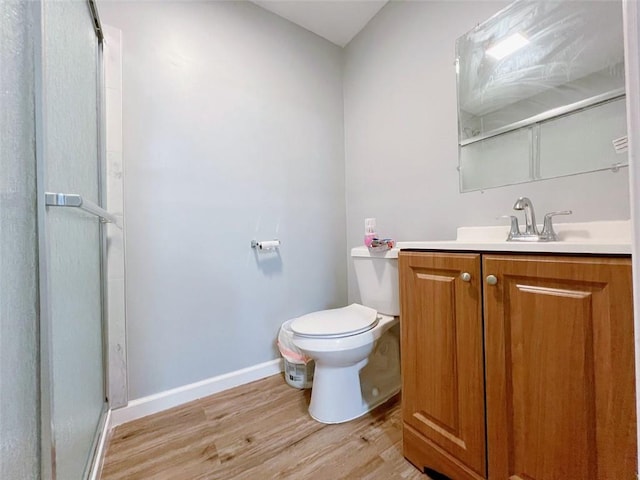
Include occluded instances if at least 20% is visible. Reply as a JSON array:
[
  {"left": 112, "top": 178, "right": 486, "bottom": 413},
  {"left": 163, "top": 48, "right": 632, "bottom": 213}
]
[
  {"left": 539, "top": 211, "right": 573, "bottom": 241},
  {"left": 500, "top": 215, "right": 521, "bottom": 241},
  {"left": 506, "top": 197, "right": 572, "bottom": 242},
  {"left": 513, "top": 196, "right": 539, "bottom": 237}
]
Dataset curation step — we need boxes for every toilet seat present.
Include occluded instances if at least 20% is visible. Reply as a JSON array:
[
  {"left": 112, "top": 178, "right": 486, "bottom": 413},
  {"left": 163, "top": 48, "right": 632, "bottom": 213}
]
[{"left": 290, "top": 304, "right": 378, "bottom": 338}]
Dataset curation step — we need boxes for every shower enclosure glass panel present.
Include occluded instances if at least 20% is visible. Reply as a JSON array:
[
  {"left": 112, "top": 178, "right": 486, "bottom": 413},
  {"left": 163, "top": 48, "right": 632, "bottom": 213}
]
[{"left": 41, "top": 2, "right": 106, "bottom": 478}]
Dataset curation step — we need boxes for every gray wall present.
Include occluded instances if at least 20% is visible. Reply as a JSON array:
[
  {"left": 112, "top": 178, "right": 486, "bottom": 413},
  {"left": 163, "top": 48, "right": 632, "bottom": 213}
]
[
  {"left": 0, "top": 2, "right": 39, "bottom": 478},
  {"left": 344, "top": 1, "right": 631, "bottom": 301},
  {"left": 99, "top": 1, "right": 347, "bottom": 399},
  {"left": 101, "top": 0, "right": 633, "bottom": 400}
]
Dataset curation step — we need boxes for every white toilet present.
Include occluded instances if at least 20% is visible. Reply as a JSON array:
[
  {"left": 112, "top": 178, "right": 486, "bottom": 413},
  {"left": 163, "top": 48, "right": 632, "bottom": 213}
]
[{"left": 290, "top": 246, "right": 400, "bottom": 424}]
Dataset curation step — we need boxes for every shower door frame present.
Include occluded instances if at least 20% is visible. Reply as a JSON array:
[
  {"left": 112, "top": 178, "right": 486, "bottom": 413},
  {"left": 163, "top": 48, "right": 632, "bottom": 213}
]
[{"left": 33, "top": 1, "right": 123, "bottom": 478}]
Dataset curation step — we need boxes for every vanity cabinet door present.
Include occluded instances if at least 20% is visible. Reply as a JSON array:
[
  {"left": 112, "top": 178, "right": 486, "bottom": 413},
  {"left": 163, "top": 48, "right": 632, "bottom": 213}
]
[
  {"left": 399, "top": 252, "right": 486, "bottom": 480},
  {"left": 483, "top": 255, "right": 636, "bottom": 480}
]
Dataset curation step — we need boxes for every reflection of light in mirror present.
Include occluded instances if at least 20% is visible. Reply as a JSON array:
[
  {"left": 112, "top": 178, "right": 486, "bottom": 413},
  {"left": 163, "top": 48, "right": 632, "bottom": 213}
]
[{"left": 486, "top": 33, "right": 529, "bottom": 60}]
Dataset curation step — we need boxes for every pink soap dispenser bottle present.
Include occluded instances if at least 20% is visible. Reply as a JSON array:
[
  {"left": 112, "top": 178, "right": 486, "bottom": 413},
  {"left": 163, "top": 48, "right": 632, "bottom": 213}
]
[{"left": 364, "top": 218, "right": 377, "bottom": 247}]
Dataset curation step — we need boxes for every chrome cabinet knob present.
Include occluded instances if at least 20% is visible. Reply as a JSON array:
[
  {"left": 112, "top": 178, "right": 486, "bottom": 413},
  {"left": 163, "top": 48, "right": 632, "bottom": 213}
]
[
  {"left": 486, "top": 275, "right": 498, "bottom": 285},
  {"left": 460, "top": 272, "right": 471, "bottom": 282}
]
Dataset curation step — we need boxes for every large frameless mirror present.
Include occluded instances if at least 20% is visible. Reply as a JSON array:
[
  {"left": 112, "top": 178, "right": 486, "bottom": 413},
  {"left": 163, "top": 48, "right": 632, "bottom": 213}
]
[{"left": 456, "top": 0, "right": 627, "bottom": 192}]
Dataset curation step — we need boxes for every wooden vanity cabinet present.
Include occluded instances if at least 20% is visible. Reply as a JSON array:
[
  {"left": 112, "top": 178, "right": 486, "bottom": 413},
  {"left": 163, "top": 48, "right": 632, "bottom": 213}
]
[
  {"left": 399, "top": 251, "right": 637, "bottom": 480},
  {"left": 400, "top": 252, "right": 486, "bottom": 479}
]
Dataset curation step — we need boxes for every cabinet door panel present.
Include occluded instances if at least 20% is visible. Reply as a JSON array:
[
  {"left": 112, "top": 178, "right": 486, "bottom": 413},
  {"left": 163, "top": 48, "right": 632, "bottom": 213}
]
[
  {"left": 483, "top": 255, "right": 636, "bottom": 480},
  {"left": 400, "top": 252, "right": 485, "bottom": 478}
]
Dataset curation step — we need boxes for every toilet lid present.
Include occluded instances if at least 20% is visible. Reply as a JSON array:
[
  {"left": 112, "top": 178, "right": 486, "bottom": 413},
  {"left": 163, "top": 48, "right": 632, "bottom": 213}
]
[{"left": 290, "top": 304, "right": 379, "bottom": 338}]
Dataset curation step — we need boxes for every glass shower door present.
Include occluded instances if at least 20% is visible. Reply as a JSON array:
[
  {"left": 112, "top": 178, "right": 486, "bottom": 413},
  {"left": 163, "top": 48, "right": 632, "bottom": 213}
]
[{"left": 39, "top": 1, "right": 106, "bottom": 478}]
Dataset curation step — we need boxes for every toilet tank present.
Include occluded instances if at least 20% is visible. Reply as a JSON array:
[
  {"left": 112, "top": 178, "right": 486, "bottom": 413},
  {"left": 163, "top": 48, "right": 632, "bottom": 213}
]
[{"left": 351, "top": 246, "right": 400, "bottom": 316}]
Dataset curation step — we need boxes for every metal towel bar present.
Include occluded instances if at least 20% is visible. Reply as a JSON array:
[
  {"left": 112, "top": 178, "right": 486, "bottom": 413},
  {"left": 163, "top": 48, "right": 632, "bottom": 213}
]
[{"left": 45, "top": 192, "right": 121, "bottom": 228}]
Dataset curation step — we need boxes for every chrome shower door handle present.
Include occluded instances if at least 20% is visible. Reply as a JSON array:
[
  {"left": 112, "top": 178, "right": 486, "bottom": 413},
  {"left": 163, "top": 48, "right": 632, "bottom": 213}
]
[{"left": 45, "top": 192, "right": 121, "bottom": 228}]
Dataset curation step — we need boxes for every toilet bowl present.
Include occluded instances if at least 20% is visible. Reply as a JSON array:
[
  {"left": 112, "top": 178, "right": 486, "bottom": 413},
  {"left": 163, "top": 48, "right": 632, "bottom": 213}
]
[{"left": 290, "top": 247, "right": 401, "bottom": 424}]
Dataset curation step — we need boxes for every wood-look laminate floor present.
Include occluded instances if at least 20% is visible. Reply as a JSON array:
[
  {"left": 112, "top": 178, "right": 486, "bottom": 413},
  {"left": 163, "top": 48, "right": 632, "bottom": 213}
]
[{"left": 101, "top": 374, "right": 431, "bottom": 480}]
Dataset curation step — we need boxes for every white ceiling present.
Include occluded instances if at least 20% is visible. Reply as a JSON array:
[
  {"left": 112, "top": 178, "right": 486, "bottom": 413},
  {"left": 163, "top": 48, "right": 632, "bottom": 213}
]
[{"left": 251, "top": 1, "right": 388, "bottom": 47}]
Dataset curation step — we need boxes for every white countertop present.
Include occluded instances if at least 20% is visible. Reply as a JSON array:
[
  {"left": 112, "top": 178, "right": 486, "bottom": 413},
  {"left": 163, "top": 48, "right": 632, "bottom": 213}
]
[{"left": 397, "top": 220, "right": 632, "bottom": 255}]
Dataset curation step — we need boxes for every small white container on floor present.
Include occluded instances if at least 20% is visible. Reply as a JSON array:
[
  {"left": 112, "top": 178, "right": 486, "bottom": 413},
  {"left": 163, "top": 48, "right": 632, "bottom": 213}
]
[
  {"left": 278, "top": 319, "right": 315, "bottom": 389},
  {"left": 283, "top": 358, "right": 314, "bottom": 389}
]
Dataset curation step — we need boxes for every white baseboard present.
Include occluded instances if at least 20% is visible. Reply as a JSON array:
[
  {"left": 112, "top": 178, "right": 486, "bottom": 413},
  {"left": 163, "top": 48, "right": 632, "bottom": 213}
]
[{"left": 109, "top": 358, "right": 283, "bottom": 428}]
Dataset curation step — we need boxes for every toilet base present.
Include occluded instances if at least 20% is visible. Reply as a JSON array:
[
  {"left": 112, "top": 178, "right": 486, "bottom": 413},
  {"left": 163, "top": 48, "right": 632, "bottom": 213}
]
[
  {"left": 309, "top": 381, "right": 400, "bottom": 424},
  {"left": 307, "top": 326, "right": 401, "bottom": 424},
  {"left": 308, "top": 360, "right": 366, "bottom": 424}
]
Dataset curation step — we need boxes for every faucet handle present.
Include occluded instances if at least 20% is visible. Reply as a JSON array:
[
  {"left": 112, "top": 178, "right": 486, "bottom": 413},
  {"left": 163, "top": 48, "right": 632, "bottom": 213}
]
[
  {"left": 500, "top": 215, "right": 521, "bottom": 240},
  {"left": 540, "top": 210, "right": 572, "bottom": 241}
]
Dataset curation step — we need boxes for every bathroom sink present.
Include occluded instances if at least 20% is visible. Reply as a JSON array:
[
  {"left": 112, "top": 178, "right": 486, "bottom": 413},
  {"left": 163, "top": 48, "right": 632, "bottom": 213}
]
[{"left": 397, "top": 220, "right": 631, "bottom": 254}]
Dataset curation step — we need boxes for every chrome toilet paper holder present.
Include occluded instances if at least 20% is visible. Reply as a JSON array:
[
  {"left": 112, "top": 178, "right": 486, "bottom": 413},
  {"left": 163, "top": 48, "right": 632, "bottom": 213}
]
[{"left": 251, "top": 239, "right": 281, "bottom": 250}]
